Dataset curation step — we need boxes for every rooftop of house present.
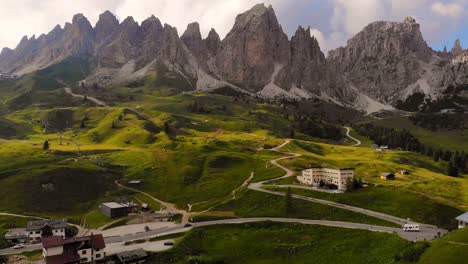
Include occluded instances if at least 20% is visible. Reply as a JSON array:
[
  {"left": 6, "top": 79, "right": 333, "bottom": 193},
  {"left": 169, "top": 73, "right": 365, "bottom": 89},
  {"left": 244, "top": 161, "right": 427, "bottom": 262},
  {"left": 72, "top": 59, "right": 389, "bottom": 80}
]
[
  {"left": 116, "top": 249, "right": 148, "bottom": 262},
  {"left": 26, "top": 219, "right": 67, "bottom": 231},
  {"left": 306, "top": 167, "right": 355, "bottom": 171},
  {"left": 456, "top": 212, "right": 468, "bottom": 223},
  {"left": 102, "top": 202, "right": 128, "bottom": 209},
  {"left": 42, "top": 234, "right": 105, "bottom": 251},
  {"left": 5, "top": 228, "right": 27, "bottom": 239}
]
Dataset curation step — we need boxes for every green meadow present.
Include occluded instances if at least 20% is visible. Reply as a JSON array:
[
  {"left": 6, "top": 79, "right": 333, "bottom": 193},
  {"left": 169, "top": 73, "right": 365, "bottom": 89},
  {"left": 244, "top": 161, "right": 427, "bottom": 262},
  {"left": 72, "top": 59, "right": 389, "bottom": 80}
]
[{"left": 147, "top": 222, "right": 419, "bottom": 264}]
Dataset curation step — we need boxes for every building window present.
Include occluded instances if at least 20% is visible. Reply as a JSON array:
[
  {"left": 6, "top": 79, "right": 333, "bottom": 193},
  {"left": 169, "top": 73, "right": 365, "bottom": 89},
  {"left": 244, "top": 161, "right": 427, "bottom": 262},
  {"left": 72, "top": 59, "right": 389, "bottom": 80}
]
[
  {"left": 82, "top": 250, "right": 87, "bottom": 254},
  {"left": 96, "top": 254, "right": 101, "bottom": 258},
  {"left": 81, "top": 258, "right": 88, "bottom": 262},
  {"left": 35, "top": 231, "right": 40, "bottom": 234}
]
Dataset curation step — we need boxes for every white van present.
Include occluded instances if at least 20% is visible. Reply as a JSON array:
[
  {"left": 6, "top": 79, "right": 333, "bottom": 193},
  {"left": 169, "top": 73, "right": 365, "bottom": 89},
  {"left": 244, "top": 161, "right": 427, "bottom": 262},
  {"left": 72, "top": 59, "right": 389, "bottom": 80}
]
[{"left": 403, "top": 224, "right": 420, "bottom": 232}]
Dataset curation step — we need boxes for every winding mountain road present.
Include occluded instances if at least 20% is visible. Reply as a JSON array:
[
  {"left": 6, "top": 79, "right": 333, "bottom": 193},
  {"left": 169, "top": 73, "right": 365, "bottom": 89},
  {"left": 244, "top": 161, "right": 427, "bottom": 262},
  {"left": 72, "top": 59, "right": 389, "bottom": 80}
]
[
  {"left": 64, "top": 87, "right": 108, "bottom": 107},
  {"left": 0, "top": 137, "right": 449, "bottom": 256},
  {"left": 344, "top": 127, "right": 362, "bottom": 146},
  {"left": 248, "top": 139, "right": 446, "bottom": 238}
]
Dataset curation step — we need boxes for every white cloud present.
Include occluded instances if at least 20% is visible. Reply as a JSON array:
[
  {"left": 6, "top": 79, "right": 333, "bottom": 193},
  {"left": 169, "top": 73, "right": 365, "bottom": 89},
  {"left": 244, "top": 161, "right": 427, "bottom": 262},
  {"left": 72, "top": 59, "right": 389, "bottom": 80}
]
[
  {"left": 431, "top": 2, "right": 463, "bottom": 17},
  {"left": 331, "top": 0, "right": 389, "bottom": 35}
]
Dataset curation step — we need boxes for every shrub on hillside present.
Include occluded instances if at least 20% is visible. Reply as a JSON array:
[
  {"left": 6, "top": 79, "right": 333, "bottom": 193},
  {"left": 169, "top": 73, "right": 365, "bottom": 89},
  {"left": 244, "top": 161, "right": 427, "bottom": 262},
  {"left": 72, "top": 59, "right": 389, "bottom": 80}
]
[{"left": 395, "top": 242, "right": 430, "bottom": 262}]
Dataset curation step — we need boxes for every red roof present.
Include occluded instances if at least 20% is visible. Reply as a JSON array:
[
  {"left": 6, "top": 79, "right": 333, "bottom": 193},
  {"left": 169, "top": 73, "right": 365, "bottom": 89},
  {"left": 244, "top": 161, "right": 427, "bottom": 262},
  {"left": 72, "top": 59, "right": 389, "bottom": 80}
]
[
  {"left": 42, "top": 236, "right": 65, "bottom": 249},
  {"left": 88, "top": 234, "right": 105, "bottom": 250},
  {"left": 45, "top": 253, "right": 80, "bottom": 264}
]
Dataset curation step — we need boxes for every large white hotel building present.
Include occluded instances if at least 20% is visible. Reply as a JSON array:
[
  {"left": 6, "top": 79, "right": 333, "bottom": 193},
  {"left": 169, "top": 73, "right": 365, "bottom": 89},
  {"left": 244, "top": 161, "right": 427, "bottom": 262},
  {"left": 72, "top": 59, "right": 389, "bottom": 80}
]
[{"left": 298, "top": 167, "right": 355, "bottom": 191}]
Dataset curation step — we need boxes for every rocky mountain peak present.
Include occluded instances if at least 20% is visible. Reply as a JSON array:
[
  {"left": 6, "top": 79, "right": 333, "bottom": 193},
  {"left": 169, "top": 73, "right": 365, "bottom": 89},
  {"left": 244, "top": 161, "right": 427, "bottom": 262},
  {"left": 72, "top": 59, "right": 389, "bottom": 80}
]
[
  {"left": 0, "top": 47, "right": 13, "bottom": 56},
  {"left": 232, "top": 3, "right": 276, "bottom": 30},
  {"left": 0, "top": 47, "right": 13, "bottom": 62},
  {"left": 141, "top": 15, "right": 162, "bottom": 32},
  {"left": 452, "top": 39, "right": 463, "bottom": 56},
  {"left": 327, "top": 16, "right": 434, "bottom": 101},
  {"left": 16, "top": 36, "right": 29, "bottom": 49},
  {"left": 216, "top": 3, "right": 290, "bottom": 90},
  {"left": 95, "top": 10, "right": 119, "bottom": 44},
  {"left": 403, "top": 16, "right": 416, "bottom": 25},
  {"left": 182, "top": 22, "right": 202, "bottom": 40},
  {"left": 203, "top": 28, "right": 221, "bottom": 56},
  {"left": 121, "top": 16, "right": 138, "bottom": 27},
  {"left": 50, "top": 24, "right": 63, "bottom": 33},
  {"left": 71, "top": 13, "right": 93, "bottom": 31}
]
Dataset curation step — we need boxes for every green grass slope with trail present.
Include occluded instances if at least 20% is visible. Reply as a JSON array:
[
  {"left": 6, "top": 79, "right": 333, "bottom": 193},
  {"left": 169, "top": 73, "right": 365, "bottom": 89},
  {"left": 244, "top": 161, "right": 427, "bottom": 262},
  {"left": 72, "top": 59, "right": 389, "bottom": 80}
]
[{"left": 0, "top": 64, "right": 467, "bottom": 260}]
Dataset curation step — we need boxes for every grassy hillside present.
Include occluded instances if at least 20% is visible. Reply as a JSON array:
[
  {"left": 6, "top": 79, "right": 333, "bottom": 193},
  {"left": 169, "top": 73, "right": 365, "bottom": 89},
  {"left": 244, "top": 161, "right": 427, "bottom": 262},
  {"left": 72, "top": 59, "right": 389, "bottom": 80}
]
[
  {"left": 0, "top": 90, "right": 466, "bottom": 235},
  {"left": 419, "top": 227, "right": 468, "bottom": 264},
  {"left": 277, "top": 140, "right": 468, "bottom": 213},
  {"left": 268, "top": 186, "right": 462, "bottom": 229},
  {"left": 148, "top": 222, "right": 417, "bottom": 264},
  {"left": 361, "top": 112, "right": 468, "bottom": 151},
  {"left": 207, "top": 190, "right": 398, "bottom": 227}
]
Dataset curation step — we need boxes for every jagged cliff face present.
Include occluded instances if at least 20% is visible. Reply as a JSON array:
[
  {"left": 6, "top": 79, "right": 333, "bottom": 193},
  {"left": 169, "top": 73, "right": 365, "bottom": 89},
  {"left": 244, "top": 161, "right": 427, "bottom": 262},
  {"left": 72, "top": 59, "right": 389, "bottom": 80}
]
[
  {"left": 0, "top": 4, "right": 466, "bottom": 113},
  {"left": 327, "top": 17, "right": 467, "bottom": 110},
  {"left": 215, "top": 4, "right": 290, "bottom": 91},
  {"left": 328, "top": 17, "right": 434, "bottom": 102}
]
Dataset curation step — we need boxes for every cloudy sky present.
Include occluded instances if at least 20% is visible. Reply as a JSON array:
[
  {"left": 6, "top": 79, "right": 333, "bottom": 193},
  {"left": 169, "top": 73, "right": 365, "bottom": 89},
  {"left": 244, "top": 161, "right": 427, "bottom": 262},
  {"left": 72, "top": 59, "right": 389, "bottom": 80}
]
[{"left": 0, "top": 0, "right": 466, "bottom": 53}]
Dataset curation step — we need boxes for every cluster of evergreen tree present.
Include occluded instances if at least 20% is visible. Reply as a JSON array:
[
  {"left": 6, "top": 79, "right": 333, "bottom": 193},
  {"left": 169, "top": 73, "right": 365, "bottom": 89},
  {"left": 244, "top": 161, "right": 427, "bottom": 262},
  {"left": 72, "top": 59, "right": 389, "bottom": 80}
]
[
  {"left": 353, "top": 124, "right": 421, "bottom": 151},
  {"left": 294, "top": 117, "right": 343, "bottom": 141},
  {"left": 189, "top": 100, "right": 206, "bottom": 113},
  {"left": 353, "top": 123, "right": 467, "bottom": 177},
  {"left": 409, "top": 113, "right": 466, "bottom": 131}
]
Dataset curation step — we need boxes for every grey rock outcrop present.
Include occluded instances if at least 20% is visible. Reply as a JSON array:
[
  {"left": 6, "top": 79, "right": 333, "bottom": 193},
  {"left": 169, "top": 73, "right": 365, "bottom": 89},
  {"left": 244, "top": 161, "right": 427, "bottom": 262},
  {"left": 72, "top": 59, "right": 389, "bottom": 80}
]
[
  {"left": 203, "top": 29, "right": 221, "bottom": 56},
  {"left": 95, "top": 11, "right": 119, "bottom": 45},
  {"left": 328, "top": 17, "right": 434, "bottom": 102},
  {"left": 451, "top": 39, "right": 463, "bottom": 57},
  {"left": 215, "top": 4, "right": 290, "bottom": 91}
]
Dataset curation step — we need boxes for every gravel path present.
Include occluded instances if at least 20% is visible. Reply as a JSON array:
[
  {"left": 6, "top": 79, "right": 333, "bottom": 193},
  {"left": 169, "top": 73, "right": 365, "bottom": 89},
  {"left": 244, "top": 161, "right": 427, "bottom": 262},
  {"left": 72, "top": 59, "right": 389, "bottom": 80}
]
[{"left": 344, "top": 127, "right": 362, "bottom": 146}]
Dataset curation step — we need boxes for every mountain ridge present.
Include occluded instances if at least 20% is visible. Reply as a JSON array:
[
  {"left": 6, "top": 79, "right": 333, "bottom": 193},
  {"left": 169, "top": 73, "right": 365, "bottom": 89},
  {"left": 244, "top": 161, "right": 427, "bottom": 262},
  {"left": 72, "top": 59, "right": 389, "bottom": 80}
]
[{"left": 0, "top": 4, "right": 466, "bottom": 114}]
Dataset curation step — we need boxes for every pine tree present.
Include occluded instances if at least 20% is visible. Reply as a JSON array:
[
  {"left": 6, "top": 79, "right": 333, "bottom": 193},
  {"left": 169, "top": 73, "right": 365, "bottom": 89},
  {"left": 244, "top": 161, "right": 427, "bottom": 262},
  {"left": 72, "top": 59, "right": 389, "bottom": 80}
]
[
  {"left": 43, "top": 140, "right": 50, "bottom": 151},
  {"left": 443, "top": 150, "right": 452, "bottom": 161},
  {"left": 433, "top": 149, "right": 441, "bottom": 162},
  {"left": 426, "top": 147, "right": 434, "bottom": 157},
  {"left": 447, "top": 156, "right": 459, "bottom": 177}
]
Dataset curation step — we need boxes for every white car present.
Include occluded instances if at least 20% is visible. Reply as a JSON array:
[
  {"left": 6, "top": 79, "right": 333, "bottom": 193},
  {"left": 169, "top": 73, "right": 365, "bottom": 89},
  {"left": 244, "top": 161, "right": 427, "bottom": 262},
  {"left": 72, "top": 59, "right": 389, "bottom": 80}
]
[{"left": 13, "top": 244, "right": 24, "bottom": 249}]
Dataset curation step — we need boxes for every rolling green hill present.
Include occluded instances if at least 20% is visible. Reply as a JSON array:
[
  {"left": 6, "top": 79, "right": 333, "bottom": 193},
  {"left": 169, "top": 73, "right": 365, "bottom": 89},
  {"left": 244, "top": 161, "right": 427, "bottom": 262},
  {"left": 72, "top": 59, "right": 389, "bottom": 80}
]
[{"left": 419, "top": 227, "right": 468, "bottom": 264}]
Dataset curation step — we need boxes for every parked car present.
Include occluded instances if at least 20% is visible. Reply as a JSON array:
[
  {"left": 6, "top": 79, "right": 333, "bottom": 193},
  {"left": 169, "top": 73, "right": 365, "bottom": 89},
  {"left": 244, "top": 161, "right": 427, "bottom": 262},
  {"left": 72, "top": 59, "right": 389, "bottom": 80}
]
[
  {"left": 184, "top": 224, "right": 192, "bottom": 228},
  {"left": 13, "top": 244, "right": 24, "bottom": 249},
  {"left": 164, "top": 242, "right": 174, "bottom": 246}
]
